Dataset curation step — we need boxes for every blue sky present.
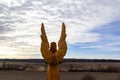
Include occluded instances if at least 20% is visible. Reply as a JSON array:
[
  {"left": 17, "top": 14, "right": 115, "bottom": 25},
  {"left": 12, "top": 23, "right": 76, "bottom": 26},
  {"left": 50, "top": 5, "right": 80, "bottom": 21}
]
[{"left": 0, "top": 0, "right": 120, "bottom": 59}]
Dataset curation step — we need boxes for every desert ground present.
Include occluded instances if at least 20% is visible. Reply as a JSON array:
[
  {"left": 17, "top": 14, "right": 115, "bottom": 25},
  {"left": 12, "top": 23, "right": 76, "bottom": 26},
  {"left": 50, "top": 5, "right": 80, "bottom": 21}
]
[
  {"left": 0, "top": 71, "right": 119, "bottom": 80},
  {"left": 0, "top": 61, "right": 120, "bottom": 80}
]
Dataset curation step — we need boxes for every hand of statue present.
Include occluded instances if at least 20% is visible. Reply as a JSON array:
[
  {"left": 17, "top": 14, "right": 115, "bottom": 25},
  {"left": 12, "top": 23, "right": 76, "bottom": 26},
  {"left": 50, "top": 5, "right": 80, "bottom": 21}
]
[
  {"left": 56, "top": 23, "right": 67, "bottom": 63},
  {"left": 41, "top": 23, "right": 49, "bottom": 43}
]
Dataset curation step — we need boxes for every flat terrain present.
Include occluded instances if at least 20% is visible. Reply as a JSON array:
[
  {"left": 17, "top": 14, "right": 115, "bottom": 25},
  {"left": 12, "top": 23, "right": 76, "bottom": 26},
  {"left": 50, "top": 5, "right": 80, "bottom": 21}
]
[
  {"left": 0, "top": 60, "right": 120, "bottom": 80},
  {"left": 0, "top": 71, "right": 119, "bottom": 80}
]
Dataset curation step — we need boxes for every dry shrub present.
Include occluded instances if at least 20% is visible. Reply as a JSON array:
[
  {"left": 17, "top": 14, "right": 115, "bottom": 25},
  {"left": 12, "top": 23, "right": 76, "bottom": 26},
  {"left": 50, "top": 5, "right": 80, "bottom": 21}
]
[
  {"left": 81, "top": 73, "right": 96, "bottom": 80},
  {"left": 106, "top": 66, "right": 118, "bottom": 72}
]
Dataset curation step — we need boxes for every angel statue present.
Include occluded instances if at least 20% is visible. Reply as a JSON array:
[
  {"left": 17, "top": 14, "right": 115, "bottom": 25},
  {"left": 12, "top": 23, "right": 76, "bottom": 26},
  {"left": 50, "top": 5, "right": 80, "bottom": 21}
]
[{"left": 40, "top": 23, "right": 67, "bottom": 80}]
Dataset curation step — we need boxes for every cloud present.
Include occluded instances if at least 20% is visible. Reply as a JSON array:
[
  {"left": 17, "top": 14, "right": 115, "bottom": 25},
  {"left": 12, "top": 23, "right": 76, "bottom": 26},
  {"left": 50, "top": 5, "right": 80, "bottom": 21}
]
[
  {"left": 0, "top": 0, "right": 120, "bottom": 58},
  {"left": 80, "top": 45, "right": 103, "bottom": 49},
  {"left": 79, "top": 34, "right": 120, "bottom": 53},
  {"left": 0, "top": 0, "right": 26, "bottom": 7}
]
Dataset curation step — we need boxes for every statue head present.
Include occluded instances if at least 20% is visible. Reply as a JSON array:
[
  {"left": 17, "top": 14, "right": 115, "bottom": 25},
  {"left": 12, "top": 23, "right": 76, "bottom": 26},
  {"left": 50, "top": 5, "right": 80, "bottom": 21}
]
[{"left": 50, "top": 42, "right": 57, "bottom": 53}]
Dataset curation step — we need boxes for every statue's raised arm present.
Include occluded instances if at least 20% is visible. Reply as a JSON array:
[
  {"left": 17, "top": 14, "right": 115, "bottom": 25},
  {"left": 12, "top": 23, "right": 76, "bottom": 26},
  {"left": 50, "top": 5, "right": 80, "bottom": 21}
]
[
  {"left": 56, "top": 23, "right": 67, "bottom": 62},
  {"left": 40, "top": 23, "right": 52, "bottom": 63},
  {"left": 40, "top": 23, "right": 67, "bottom": 80},
  {"left": 41, "top": 23, "right": 49, "bottom": 44}
]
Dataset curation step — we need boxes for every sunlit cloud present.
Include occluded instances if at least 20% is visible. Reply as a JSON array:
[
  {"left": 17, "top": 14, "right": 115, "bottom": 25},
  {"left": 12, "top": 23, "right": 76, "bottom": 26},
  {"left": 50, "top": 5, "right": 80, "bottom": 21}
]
[
  {"left": 0, "top": 0, "right": 26, "bottom": 7},
  {"left": 0, "top": 0, "right": 120, "bottom": 59}
]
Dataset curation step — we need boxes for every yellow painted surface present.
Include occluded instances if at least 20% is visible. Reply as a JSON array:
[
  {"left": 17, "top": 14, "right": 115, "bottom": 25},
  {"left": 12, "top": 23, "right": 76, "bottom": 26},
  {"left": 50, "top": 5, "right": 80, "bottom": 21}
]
[{"left": 40, "top": 23, "right": 67, "bottom": 80}]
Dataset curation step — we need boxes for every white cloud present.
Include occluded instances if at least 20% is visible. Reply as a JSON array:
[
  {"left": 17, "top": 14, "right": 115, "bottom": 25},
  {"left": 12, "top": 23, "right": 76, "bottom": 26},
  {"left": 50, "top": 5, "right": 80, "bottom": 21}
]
[
  {"left": 0, "top": 0, "right": 26, "bottom": 7},
  {"left": 79, "top": 35, "right": 120, "bottom": 52},
  {"left": 80, "top": 45, "right": 103, "bottom": 49},
  {"left": 106, "top": 42, "right": 120, "bottom": 46},
  {"left": 0, "top": 0, "right": 120, "bottom": 58}
]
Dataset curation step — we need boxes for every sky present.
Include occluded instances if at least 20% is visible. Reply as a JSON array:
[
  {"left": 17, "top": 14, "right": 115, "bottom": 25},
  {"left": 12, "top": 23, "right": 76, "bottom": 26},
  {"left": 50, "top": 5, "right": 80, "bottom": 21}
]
[{"left": 0, "top": 0, "right": 120, "bottom": 59}]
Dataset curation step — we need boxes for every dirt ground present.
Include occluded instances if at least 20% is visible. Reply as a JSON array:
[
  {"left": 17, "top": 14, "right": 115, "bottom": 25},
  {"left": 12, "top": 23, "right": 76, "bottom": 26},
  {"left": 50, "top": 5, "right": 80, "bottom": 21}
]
[{"left": 0, "top": 71, "right": 119, "bottom": 80}]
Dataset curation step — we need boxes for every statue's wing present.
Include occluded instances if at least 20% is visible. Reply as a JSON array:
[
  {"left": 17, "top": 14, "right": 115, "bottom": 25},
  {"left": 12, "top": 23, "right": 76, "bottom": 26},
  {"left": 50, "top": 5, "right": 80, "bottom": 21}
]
[
  {"left": 40, "top": 23, "right": 52, "bottom": 63},
  {"left": 56, "top": 23, "right": 67, "bottom": 62}
]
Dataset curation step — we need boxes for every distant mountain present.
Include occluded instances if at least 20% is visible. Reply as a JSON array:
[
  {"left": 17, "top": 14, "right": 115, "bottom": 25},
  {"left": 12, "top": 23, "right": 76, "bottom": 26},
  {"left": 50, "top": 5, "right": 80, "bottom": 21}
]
[{"left": 0, "top": 59, "right": 120, "bottom": 63}]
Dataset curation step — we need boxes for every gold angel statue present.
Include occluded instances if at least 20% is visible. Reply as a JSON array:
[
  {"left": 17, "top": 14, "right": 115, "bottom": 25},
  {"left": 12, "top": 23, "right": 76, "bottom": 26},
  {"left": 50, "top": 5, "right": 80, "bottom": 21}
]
[{"left": 40, "top": 23, "right": 67, "bottom": 80}]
